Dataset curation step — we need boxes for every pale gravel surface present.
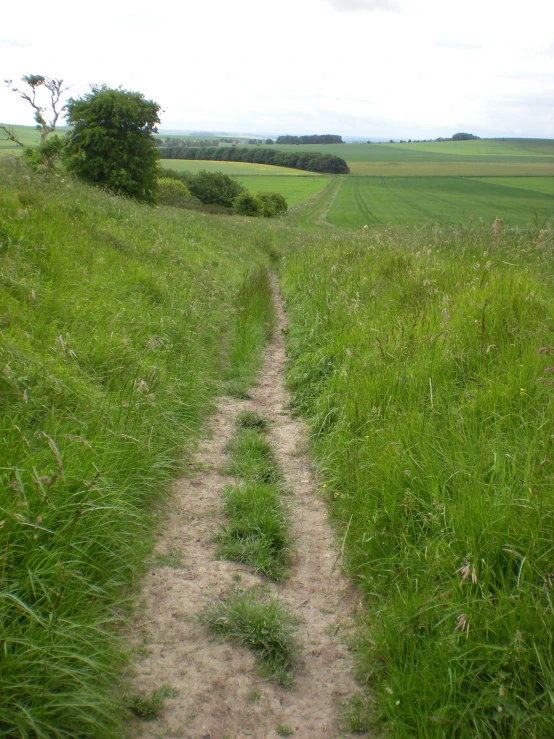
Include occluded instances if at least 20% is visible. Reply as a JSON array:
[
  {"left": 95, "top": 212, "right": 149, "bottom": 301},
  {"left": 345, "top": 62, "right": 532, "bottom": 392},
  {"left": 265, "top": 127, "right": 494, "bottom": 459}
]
[{"left": 130, "top": 274, "right": 365, "bottom": 739}]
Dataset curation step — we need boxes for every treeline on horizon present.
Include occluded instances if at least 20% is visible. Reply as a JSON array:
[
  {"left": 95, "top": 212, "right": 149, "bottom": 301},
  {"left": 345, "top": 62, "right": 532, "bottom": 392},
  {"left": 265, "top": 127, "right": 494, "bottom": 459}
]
[
  {"left": 275, "top": 134, "right": 343, "bottom": 144},
  {"left": 161, "top": 145, "right": 350, "bottom": 174}
]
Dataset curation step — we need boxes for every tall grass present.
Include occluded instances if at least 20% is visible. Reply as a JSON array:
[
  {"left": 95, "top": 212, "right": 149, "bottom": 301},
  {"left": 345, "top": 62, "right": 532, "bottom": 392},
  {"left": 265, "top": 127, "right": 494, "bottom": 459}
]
[
  {"left": 0, "top": 160, "right": 273, "bottom": 737},
  {"left": 225, "top": 268, "right": 275, "bottom": 397},
  {"left": 281, "top": 224, "right": 554, "bottom": 737}
]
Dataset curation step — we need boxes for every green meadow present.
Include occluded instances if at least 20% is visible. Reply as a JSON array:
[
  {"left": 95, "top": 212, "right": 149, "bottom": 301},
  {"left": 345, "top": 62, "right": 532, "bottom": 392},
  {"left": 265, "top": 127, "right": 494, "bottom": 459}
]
[
  {"left": 233, "top": 175, "right": 329, "bottom": 206},
  {"left": 326, "top": 176, "right": 554, "bottom": 228}
]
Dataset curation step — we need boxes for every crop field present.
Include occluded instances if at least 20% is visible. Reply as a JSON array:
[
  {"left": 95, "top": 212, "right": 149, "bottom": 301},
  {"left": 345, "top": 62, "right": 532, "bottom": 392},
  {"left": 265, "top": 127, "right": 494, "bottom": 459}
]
[
  {"left": 472, "top": 176, "right": 554, "bottom": 196},
  {"left": 326, "top": 176, "right": 554, "bottom": 228},
  {"left": 159, "top": 138, "right": 554, "bottom": 176},
  {"left": 233, "top": 175, "right": 329, "bottom": 206},
  {"left": 258, "top": 138, "right": 554, "bottom": 163},
  {"left": 160, "top": 159, "right": 312, "bottom": 176},
  {"left": 244, "top": 139, "right": 554, "bottom": 176}
]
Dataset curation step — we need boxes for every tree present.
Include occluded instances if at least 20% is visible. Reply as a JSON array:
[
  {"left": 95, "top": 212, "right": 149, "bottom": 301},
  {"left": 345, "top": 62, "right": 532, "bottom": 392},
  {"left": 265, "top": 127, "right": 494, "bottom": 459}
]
[
  {"left": 157, "top": 177, "right": 191, "bottom": 206},
  {"left": 189, "top": 170, "right": 245, "bottom": 207},
  {"left": 233, "top": 192, "right": 262, "bottom": 216},
  {"left": 256, "top": 192, "right": 287, "bottom": 217},
  {"left": 452, "top": 132, "right": 480, "bottom": 141},
  {"left": 64, "top": 85, "right": 161, "bottom": 203},
  {"left": 3, "top": 75, "right": 69, "bottom": 145}
]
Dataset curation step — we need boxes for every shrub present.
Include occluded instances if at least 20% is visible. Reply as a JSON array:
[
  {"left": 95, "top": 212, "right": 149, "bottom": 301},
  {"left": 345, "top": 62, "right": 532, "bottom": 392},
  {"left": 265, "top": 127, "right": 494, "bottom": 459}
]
[
  {"left": 189, "top": 170, "right": 244, "bottom": 206},
  {"left": 233, "top": 192, "right": 262, "bottom": 217},
  {"left": 23, "top": 134, "right": 66, "bottom": 172},
  {"left": 256, "top": 192, "right": 288, "bottom": 217},
  {"left": 157, "top": 177, "right": 191, "bottom": 206}
]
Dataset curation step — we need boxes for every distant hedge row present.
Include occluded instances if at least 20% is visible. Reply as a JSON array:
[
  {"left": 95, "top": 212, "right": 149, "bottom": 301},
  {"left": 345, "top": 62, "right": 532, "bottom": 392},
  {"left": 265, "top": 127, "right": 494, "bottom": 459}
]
[
  {"left": 161, "top": 145, "right": 350, "bottom": 174},
  {"left": 276, "top": 134, "right": 343, "bottom": 144}
]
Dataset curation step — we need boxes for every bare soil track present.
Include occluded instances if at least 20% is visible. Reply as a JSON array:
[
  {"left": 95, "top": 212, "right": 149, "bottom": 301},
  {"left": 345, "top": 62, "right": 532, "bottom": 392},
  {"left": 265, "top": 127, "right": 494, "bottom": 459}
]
[{"left": 130, "top": 274, "right": 364, "bottom": 738}]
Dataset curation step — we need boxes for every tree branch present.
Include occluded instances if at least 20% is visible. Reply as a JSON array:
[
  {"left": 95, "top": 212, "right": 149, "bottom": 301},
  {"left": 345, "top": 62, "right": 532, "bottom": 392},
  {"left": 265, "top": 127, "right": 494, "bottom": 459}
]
[{"left": 0, "top": 125, "right": 24, "bottom": 147}]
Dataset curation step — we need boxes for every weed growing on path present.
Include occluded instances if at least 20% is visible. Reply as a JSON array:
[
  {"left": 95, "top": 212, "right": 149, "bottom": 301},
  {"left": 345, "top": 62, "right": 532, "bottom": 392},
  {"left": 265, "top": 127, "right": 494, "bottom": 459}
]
[
  {"left": 217, "top": 417, "right": 292, "bottom": 580},
  {"left": 199, "top": 587, "right": 300, "bottom": 686},
  {"left": 127, "top": 684, "right": 179, "bottom": 720}
]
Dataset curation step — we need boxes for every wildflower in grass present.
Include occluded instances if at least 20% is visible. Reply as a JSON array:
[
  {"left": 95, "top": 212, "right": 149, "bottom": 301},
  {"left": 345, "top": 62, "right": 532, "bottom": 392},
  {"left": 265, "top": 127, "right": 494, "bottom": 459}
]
[{"left": 520, "top": 388, "right": 526, "bottom": 392}]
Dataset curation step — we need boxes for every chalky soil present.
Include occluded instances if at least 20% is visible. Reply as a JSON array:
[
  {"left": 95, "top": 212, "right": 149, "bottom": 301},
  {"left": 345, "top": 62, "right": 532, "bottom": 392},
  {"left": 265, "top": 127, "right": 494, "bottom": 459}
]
[{"left": 131, "top": 275, "right": 363, "bottom": 738}]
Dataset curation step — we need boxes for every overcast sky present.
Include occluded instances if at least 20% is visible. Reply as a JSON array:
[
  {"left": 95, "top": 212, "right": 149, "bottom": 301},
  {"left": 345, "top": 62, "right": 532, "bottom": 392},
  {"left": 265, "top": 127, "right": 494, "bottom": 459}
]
[{"left": 1, "top": 0, "right": 553, "bottom": 139}]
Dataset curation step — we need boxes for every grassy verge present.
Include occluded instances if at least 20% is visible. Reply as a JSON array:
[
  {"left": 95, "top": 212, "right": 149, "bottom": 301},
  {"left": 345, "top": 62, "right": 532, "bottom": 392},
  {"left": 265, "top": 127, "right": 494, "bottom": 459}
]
[
  {"left": 199, "top": 587, "right": 299, "bottom": 686},
  {"left": 281, "top": 224, "right": 554, "bottom": 736},
  {"left": 225, "top": 270, "right": 275, "bottom": 398},
  {"left": 217, "top": 411, "right": 292, "bottom": 580},
  {"left": 0, "top": 160, "right": 274, "bottom": 737}
]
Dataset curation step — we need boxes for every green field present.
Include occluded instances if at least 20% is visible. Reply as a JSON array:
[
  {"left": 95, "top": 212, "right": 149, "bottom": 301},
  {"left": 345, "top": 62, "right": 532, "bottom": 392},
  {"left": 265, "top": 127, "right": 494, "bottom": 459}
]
[
  {"left": 234, "top": 175, "right": 329, "bottom": 206},
  {"left": 160, "top": 158, "right": 312, "bottom": 176},
  {"left": 471, "top": 176, "right": 554, "bottom": 196},
  {"left": 264, "top": 138, "right": 554, "bottom": 163},
  {"left": 327, "top": 176, "right": 554, "bottom": 228}
]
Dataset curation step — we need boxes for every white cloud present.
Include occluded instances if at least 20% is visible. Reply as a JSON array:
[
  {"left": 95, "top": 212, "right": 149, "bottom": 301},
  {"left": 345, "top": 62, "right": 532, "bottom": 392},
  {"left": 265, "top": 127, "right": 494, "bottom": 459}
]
[
  {"left": 0, "top": 38, "right": 31, "bottom": 48},
  {"left": 435, "top": 36, "right": 482, "bottom": 51},
  {"left": 324, "top": 0, "right": 401, "bottom": 12}
]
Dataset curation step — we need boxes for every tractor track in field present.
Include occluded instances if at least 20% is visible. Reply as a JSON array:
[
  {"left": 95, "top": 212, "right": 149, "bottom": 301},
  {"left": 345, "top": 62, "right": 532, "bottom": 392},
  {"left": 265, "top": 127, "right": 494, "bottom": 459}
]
[
  {"left": 129, "top": 273, "right": 365, "bottom": 739},
  {"left": 353, "top": 178, "right": 380, "bottom": 226},
  {"left": 379, "top": 177, "right": 441, "bottom": 223}
]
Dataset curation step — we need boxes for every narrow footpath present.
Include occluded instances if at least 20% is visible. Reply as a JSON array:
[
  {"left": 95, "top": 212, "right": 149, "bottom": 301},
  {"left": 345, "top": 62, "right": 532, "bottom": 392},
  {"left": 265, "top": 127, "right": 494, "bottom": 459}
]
[{"left": 130, "top": 275, "right": 363, "bottom": 738}]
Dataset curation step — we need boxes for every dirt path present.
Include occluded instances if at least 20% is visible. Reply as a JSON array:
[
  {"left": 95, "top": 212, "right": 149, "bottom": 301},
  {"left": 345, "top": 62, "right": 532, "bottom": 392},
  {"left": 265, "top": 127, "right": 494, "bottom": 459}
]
[{"left": 130, "top": 275, "right": 363, "bottom": 739}]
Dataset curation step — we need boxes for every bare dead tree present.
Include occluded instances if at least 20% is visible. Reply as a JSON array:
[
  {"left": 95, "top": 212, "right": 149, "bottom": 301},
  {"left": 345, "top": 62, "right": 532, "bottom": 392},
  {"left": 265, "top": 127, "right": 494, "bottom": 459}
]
[{"left": 3, "top": 74, "right": 70, "bottom": 144}]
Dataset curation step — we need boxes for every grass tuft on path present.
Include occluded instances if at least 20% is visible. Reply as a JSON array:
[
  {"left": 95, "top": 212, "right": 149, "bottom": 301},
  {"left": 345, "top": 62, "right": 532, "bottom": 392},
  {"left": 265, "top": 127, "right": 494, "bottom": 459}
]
[
  {"left": 217, "top": 416, "right": 292, "bottom": 580},
  {"left": 199, "top": 587, "right": 300, "bottom": 686}
]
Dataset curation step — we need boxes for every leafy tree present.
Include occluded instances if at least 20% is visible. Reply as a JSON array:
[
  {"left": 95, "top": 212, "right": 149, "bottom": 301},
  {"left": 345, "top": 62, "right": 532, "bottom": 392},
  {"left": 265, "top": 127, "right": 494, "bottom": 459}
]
[
  {"left": 233, "top": 192, "right": 262, "bottom": 216},
  {"left": 452, "top": 132, "right": 480, "bottom": 141},
  {"left": 157, "top": 177, "right": 191, "bottom": 206},
  {"left": 256, "top": 192, "right": 287, "bottom": 217},
  {"left": 64, "top": 85, "right": 161, "bottom": 203},
  {"left": 189, "top": 170, "right": 245, "bottom": 207}
]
